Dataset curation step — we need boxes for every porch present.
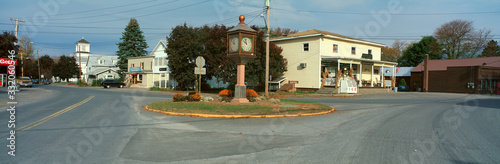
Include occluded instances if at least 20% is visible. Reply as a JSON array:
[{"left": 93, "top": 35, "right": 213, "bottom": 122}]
[{"left": 321, "top": 57, "right": 398, "bottom": 88}]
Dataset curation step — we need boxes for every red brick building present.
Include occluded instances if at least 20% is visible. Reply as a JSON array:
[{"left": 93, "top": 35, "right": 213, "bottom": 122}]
[{"left": 411, "top": 57, "right": 500, "bottom": 94}]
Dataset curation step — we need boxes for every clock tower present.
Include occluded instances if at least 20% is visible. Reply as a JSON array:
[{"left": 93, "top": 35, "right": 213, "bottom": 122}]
[{"left": 227, "top": 15, "right": 257, "bottom": 103}]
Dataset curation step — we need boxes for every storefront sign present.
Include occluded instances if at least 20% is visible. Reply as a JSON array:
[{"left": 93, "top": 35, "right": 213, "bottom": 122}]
[
  {"left": 0, "top": 58, "right": 17, "bottom": 66},
  {"left": 130, "top": 67, "right": 141, "bottom": 72}
]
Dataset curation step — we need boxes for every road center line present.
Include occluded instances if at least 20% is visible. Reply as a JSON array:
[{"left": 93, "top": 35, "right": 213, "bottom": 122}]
[{"left": 16, "top": 95, "right": 95, "bottom": 134}]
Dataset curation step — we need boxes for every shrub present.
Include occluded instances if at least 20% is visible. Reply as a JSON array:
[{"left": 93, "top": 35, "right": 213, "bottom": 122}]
[
  {"left": 246, "top": 89, "right": 258, "bottom": 99},
  {"left": 173, "top": 93, "right": 185, "bottom": 102},
  {"left": 399, "top": 79, "right": 407, "bottom": 86},
  {"left": 76, "top": 80, "right": 87, "bottom": 87},
  {"left": 221, "top": 96, "right": 232, "bottom": 102},
  {"left": 219, "top": 89, "right": 233, "bottom": 97},
  {"left": 188, "top": 93, "right": 201, "bottom": 101},
  {"left": 91, "top": 79, "right": 105, "bottom": 86}
]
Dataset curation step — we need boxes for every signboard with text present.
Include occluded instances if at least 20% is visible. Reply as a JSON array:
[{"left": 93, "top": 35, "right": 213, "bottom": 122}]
[
  {"left": 0, "top": 58, "right": 17, "bottom": 66},
  {"left": 129, "top": 67, "right": 141, "bottom": 72}
]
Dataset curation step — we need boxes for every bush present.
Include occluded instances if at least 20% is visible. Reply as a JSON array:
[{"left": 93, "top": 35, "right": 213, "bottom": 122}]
[
  {"left": 173, "top": 93, "right": 185, "bottom": 102},
  {"left": 188, "top": 93, "right": 201, "bottom": 101},
  {"left": 399, "top": 79, "right": 407, "bottom": 86},
  {"left": 219, "top": 89, "right": 233, "bottom": 97},
  {"left": 246, "top": 89, "right": 258, "bottom": 99},
  {"left": 76, "top": 80, "right": 87, "bottom": 87},
  {"left": 92, "top": 79, "right": 104, "bottom": 87}
]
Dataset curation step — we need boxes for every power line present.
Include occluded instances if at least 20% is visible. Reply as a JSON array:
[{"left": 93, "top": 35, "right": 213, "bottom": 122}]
[
  {"left": 39, "top": 0, "right": 179, "bottom": 21},
  {"left": 230, "top": 0, "right": 500, "bottom": 16},
  {"left": 53, "top": 0, "right": 161, "bottom": 16},
  {"left": 46, "top": 0, "right": 212, "bottom": 25}
]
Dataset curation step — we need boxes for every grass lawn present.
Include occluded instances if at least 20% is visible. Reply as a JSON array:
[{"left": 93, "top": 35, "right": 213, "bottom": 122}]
[{"left": 148, "top": 99, "right": 332, "bottom": 115}]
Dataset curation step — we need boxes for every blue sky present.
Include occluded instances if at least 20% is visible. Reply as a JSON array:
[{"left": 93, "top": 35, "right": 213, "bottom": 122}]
[{"left": 1, "top": 0, "right": 499, "bottom": 57}]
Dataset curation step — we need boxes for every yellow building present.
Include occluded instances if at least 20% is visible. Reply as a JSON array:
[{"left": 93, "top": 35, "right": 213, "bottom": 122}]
[{"left": 271, "top": 29, "right": 397, "bottom": 90}]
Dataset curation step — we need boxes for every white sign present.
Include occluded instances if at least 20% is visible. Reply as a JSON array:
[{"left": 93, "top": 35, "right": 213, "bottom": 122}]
[
  {"left": 195, "top": 56, "right": 205, "bottom": 67},
  {"left": 194, "top": 67, "right": 206, "bottom": 75}
]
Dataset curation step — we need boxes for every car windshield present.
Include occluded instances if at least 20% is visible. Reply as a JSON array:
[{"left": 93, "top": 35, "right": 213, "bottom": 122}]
[{"left": 20, "top": 78, "right": 30, "bottom": 81}]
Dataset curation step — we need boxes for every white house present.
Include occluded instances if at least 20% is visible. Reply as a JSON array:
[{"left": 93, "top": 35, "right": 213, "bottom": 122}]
[
  {"left": 271, "top": 29, "right": 398, "bottom": 90},
  {"left": 85, "top": 55, "right": 120, "bottom": 83},
  {"left": 69, "top": 38, "right": 119, "bottom": 83}
]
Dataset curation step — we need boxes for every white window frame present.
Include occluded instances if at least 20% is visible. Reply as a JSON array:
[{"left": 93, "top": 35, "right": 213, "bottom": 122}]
[{"left": 303, "top": 43, "right": 309, "bottom": 52}]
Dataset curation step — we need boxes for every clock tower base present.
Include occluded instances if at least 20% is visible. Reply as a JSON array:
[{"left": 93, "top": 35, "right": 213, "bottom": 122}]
[{"left": 232, "top": 64, "right": 249, "bottom": 103}]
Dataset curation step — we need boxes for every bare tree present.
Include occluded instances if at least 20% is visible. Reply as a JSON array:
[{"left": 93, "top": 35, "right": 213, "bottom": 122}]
[
  {"left": 434, "top": 20, "right": 492, "bottom": 59},
  {"left": 381, "top": 40, "right": 408, "bottom": 62},
  {"left": 271, "top": 27, "right": 298, "bottom": 37}
]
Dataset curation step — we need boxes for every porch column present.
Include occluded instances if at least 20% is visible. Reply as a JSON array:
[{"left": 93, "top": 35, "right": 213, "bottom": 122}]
[
  {"left": 392, "top": 66, "right": 395, "bottom": 88},
  {"left": 164, "top": 73, "right": 167, "bottom": 88},
  {"left": 381, "top": 64, "right": 384, "bottom": 88},
  {"left": 153, "top": 73, "right": 156, "bottom": 88},
  {"left": 359, "top": 64, "right": 363, "bottom": 86},
  {"left": 371, "top": 65, "right": 374, "bottom": 87}
]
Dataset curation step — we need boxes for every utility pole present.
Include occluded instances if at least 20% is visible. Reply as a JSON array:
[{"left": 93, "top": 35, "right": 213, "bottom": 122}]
[
  {"left": 36, "top": 49, "right": 42, "bottom": 83},
  {"left": 265, "top": 0, "right": 270, "bottom": 96},
  {"left": 10, "top": 18, "right": 25, "bottom": 77},
  {"left": 423, "top": 54, "right": 429, "bottom": 92}
]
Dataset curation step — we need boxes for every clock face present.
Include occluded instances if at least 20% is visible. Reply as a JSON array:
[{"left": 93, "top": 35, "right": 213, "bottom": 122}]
[
  {"left": 241, "top": 37, "right": 252, "bottom": 52},
  {"left": 230, "top": 37, "right": 239, "bottom": 52}
]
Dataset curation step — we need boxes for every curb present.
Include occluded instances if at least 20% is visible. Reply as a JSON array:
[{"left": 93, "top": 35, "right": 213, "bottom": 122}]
[{"left": 143, "top": 105, "right": 336, "bottom": 118}]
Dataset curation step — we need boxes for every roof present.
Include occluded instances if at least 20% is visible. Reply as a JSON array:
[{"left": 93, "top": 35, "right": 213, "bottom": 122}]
[
  {"left": 412, "top": 57, "right": 500, "bottom": 72},
  {"left": 87, "top": 55, "right": 118, "bottom": 67},
  {"left": 383, "top": 67, "right": 415, "bottom": 76},
  {"left": 271, "top": 29, "right": 385, "bottom": 47},
  {"left": 227, "top": 20, "right": 256, "bottom": 33},
  {"left": 76, "top": 39, "right": 90, "bottom": 44},
  {"left": 149, "top": 40, "right": 168, "bottom": 57},
  {"left": 85, "top": 67, "right": 119, "bottom": 75}
]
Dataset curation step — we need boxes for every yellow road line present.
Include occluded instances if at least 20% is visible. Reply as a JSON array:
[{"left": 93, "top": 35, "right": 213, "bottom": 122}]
[{"left": 16, "top": 95, "right": 95, "bottom": 134}]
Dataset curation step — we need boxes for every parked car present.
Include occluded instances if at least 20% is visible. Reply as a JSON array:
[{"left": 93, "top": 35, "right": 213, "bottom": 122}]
[
  {"left": 19, "top": 77, "right": 33, "bottom": 88},
  {"left": 42, "top": 79, "right": 52, "bottom": 85},
  {"left": 32, "top": 79, "right": 39, "bottom": 84},
  {"left": 101, "top": 79, "right": 125, "bottom": 88}
]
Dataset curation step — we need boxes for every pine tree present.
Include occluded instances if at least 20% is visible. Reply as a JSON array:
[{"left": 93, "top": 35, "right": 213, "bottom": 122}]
[
  {"left": 479, "top": 40, "right": 500, "bottom": 57},
  {"left": 116, "top": 18, "right": 149, "bottom": 73}
]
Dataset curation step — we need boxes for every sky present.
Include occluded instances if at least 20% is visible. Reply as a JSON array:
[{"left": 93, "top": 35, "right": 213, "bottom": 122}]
[{"left": 1, "top": 0, "right": 499, "bottom": 57}]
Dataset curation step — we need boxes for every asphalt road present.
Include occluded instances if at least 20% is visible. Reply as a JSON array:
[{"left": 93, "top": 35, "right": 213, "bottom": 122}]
[{"left": 0, "top": 85, "right": 499, "bottom": 164}]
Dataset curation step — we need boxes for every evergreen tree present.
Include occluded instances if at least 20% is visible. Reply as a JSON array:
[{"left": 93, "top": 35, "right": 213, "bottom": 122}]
[
  {"left": 478, "top": 40, "right": 500, "bottom": 57},
  {"left": 398, "top": 36, "right": 442, "bottom": 67},
  {"left": 52, "top": 55, "right": 79, "bottom": 81},
  {"left": 116, "top": 18, "right": 149, "bottom": 73}
]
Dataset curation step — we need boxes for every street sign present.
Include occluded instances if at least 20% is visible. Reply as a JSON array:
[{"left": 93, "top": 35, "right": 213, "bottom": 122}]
[
  {"left": 194, "top": 67, "right": 206, "bottom": 75},
  {"left": 195, "top": 56, "right": 205, "bottom": 67}
]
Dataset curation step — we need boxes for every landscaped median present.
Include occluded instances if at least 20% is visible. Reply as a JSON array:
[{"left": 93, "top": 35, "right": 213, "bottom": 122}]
[{"left": 144, "top": 99, "right": 335, "bottom": 118}]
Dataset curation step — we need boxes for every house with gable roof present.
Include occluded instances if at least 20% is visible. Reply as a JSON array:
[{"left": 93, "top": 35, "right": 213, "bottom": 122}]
[{"left": 271, "top": 29, "right": 398, "bottom": 90}]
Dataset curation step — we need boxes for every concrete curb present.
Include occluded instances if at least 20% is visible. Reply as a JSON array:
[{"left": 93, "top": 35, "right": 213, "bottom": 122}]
[{"left": 143, "top": 105, "right": 336, "bottom": 118}]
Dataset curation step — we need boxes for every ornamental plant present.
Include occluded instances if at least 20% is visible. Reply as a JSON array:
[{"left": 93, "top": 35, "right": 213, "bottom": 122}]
[
  {"left": 188, "top": 93, "right": 201, "bottom": 101},
  {"left": 172, "top": 93, "right": 185, "bottom": 102},
  {"left": 399, "top": 79, "right": 407, "bottom": 86},
  {"left": 218, "top": 89, "right": 233, "bottom": 97},
  {"left": 246, "top": 89, "right": 258, "bottom": 99}
]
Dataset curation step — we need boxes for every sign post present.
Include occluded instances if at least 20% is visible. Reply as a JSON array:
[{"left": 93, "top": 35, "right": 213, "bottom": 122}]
[{"left": 195, "top": 56, "right": 206, "bottom": 94}]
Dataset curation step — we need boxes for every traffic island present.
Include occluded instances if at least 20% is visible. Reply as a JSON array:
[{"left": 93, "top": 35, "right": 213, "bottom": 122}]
[{"left": 144, "top": 99, "right": 335, "bottom": 118}]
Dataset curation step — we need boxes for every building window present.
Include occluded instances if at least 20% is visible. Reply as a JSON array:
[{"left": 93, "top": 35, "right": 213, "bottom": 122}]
[
  {"left": 333, "top": 44, "right": 338, "bottom": 53},
  {"left": 368, "top": 49, "right": 372, "bottom": 54},
  {"left": 107, "top": 75, "right": 113, "bottom": 79},
  {"left": 132, "top": 64, "right": 135, "bottom": 67},
  {"left": 141, "top": 62, "right": 144, "bottom": 69},
  {"left": 99, "top": 60, "right": 103, "bottom": 64},
  {"left": 154, "top": 58, "right": 158, "bottom": 66},
  {"left": 303, "top": 43, "right": 309, "bottom": 52},
  {"left": 351, "top": 47, "right": 356, "bottom": 55},
  {"left": 151, "top": 61, "right": 153, "bottom": 69},
  {"left": 139, "top": 75, "right": 143, "bottom": 81}
]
